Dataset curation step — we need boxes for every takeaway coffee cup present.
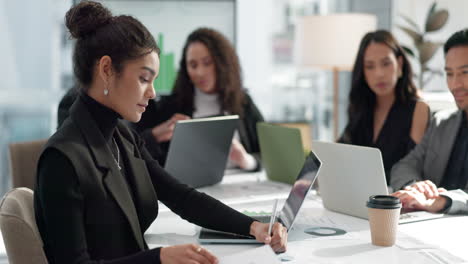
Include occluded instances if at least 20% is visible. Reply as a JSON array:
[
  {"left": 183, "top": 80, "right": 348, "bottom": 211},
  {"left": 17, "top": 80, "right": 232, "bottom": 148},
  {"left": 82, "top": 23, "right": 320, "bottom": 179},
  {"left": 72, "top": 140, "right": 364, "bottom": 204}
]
[{"left": 367, "top": 195, "right": 401, "bottom": 246}]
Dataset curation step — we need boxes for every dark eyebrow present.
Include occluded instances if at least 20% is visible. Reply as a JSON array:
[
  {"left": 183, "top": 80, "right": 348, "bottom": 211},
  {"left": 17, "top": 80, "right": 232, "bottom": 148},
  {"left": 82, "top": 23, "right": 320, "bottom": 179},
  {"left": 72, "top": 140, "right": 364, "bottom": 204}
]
[
  {"left": 445, "top": 65, "right": 468, "bottom": 71},
  {"left": 141, "top": 66, "right": 156, "bottom": 76}
]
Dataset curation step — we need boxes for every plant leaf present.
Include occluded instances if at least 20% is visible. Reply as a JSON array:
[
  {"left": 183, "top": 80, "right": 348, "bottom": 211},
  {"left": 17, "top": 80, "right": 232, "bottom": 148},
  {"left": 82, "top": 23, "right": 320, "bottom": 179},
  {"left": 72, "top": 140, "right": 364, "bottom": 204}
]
[
  {"left": 402, "top": 45, "right": 416, "bottom": 58},
  {"left": 426, "top": 10, "right": 449, "bottom": 32},
  {"left": 426, "top": 2, "right": 437, "bottom": 22},
  {"left": 399, "top": 13, "right": 420, "bottom": 32},
  {"left": 423, "top": 65, "right": 431, "bottom": 72},
  {"left": 419, "top": 41, "right": 442, "bottom": 65},
  {"left": 397, "top": 25, "right": 423, "bottom": 44},
  {"left": 426, "top": 68, "right": 444, "bottom": 76},
  {"left": 423, "top": 74, "right": 435, "bottom": 87},
  {"left": 433, "top": 70, "right": 444, "bottom": 76}
]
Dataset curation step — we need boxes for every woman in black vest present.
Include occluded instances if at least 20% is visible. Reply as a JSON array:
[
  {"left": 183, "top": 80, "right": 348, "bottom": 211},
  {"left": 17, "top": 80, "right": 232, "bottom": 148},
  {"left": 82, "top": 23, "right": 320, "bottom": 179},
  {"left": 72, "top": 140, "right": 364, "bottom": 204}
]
[
  {"left": 338, "top": 30, "right": 430, "bottom": 185},
  {"left": 34, "top": 2, "right": 286, "bottom": 263},
  {"left": 134, "top": 28, "right": 264, "bottom": 171}
]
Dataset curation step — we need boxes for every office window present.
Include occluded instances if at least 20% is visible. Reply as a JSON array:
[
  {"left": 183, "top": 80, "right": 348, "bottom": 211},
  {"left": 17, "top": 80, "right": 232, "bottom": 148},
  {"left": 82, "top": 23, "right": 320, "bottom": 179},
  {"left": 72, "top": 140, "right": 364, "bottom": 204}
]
[{"left": 0, "top": 0, "right": 68, "bottom": 196}]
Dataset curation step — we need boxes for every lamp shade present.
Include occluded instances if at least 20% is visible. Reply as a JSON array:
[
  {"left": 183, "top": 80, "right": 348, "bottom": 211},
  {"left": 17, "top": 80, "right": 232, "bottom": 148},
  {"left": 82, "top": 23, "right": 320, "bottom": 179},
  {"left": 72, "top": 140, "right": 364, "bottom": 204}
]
[{"left": 295, "top": 14, "right": 377, "bottom": 70}]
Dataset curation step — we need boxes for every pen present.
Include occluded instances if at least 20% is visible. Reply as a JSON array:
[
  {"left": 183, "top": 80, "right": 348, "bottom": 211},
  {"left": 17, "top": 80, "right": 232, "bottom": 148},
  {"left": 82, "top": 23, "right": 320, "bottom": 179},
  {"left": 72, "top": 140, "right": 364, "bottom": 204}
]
[{"left": 267, "top": 199, "right": 279, "bottom": 236}]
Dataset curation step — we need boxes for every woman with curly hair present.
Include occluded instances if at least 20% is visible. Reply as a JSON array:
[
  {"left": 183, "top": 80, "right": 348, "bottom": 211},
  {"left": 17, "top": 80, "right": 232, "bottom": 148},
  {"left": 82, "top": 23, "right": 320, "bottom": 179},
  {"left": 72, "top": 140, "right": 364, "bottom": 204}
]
[{"left": 136, "top": 28, "right": 264, "bottom": 171}]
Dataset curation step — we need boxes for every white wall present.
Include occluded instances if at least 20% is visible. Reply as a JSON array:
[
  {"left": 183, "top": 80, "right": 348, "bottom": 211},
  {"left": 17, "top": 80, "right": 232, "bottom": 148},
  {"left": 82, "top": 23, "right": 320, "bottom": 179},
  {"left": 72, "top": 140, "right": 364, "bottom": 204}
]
[
  {"left": 0, "top": 0, "right": 67, "bottom": 107},
  {"left": 0, "top": 1, "right": 19, "bottom": 92},
  {"left": 236, "top": 0, "right": 274, "bottom": 117}
]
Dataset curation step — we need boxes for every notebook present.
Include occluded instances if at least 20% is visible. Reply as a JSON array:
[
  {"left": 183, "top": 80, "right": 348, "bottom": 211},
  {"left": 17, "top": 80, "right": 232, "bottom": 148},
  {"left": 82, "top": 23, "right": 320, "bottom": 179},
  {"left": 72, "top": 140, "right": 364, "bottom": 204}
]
[
  {"left": 312, "top": 141, "right": 445, "bottom": 224},
  {"left": 257, "top": 122, "right": 306, "bottom": 184},
  {"left": 164, "top": 115, "right": 238, "bottom": 188},
  {"left": 198, "top": 151, "right": 321, "bottom": 244}
]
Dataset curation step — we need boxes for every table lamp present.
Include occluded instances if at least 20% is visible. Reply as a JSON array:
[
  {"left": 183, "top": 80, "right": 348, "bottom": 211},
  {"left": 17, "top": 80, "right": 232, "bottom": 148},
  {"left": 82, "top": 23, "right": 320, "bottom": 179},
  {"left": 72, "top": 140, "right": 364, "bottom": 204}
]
[{"left": 295, "top": 14, "right": 377, "bottom": 139}]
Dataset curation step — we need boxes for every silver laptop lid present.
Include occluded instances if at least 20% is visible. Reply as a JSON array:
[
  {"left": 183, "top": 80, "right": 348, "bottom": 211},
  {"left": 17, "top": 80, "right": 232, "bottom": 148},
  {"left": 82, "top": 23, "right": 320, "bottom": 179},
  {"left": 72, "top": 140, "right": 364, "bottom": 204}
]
[
  {"left": 165, "top": 115, "right": 239, "bottom": 188},
  {"left": 279, "top": 151, "right": 322, "bottom": 230},
  {"left": 313, "top": 141, "right": 388, "bottom": 219}
]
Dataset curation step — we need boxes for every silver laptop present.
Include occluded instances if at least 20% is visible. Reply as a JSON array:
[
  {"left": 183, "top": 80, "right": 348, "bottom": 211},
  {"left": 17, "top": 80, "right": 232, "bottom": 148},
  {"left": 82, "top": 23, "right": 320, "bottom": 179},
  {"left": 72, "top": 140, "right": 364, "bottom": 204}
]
[
  {"left": 165, "top": 115, "right": 238, "bottom": 188},
  {"left": 313, "top": 141, "right": 445, "bottom": 224},
  {"left": 198, "top": 151, "right": 321, "bottom": 244},
  {"left": 313, "top": 141, "right": 388, "bottom": 220}
]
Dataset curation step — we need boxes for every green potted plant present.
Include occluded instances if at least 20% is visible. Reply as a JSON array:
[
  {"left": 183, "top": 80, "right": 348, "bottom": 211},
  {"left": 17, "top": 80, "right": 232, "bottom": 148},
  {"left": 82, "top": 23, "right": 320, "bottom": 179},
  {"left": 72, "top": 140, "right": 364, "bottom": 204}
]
[{"left": 398, "top": 2, "right": 449, "bottom": 89}]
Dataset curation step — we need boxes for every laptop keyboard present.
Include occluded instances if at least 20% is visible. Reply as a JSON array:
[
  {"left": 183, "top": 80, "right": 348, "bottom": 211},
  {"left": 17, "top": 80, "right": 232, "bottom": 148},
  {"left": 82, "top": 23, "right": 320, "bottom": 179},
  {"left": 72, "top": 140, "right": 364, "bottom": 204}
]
[{"left": 399, "top": 211, "right": 444, "bottom": 224}]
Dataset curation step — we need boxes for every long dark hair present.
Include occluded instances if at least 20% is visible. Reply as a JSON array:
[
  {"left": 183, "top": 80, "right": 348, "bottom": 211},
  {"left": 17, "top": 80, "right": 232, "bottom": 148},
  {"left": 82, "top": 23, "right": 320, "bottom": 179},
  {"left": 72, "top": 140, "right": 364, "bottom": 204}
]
[
  {"left": 342, "top": 30, "right": 418, "bottom": 141},
  {"left": 66, "top": 1, "right": 160, "bottom": 91},
  {"left": 172, "top": 28, "right": 245, "bottom": 117}
]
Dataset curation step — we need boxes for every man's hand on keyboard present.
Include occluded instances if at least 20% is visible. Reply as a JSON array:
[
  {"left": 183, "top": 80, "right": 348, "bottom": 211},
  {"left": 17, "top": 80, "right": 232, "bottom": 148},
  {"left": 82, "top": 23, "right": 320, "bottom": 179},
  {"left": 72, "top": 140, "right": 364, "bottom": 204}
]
[{"left": 392, "top": 188, "right": 448, "bottom": 213}]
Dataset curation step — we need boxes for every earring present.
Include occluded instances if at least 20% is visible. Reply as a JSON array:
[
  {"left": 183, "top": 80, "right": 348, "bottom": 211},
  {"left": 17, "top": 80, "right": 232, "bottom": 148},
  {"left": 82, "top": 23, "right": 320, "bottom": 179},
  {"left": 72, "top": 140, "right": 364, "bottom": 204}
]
[
  {"left": 398, "top": 69, "right": 403, "bottom": 78},
  {"left": 104, "top": 89, "right": 109, "bottom": 95}
]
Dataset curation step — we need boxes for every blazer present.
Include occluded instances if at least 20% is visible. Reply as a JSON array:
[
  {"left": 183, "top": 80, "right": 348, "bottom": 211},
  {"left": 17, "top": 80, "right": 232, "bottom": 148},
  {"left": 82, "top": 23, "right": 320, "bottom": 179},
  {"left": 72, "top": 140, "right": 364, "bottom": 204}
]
[
  {"left": 390, "top": 108, "right": 468, "bottom": 214},
  {"left": 134, "top": 91, "right": 264, "bottom": 168},
  {"left": 34, "top": 97, "right": 253, "bottom": 263}
]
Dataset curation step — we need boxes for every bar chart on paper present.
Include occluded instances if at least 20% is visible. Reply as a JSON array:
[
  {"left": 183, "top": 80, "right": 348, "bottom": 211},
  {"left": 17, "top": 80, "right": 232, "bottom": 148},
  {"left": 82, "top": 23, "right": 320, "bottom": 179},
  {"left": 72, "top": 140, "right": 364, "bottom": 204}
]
[{"left": 154, "top": 33, "right": 177, "bottom": 94}]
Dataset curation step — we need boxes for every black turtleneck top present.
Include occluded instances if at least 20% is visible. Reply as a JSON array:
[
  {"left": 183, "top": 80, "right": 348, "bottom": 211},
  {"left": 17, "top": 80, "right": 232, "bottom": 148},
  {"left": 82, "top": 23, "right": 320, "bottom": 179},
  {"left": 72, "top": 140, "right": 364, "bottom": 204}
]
[{"left": 35, "top": 93, "right": 254, "bottom": 264}]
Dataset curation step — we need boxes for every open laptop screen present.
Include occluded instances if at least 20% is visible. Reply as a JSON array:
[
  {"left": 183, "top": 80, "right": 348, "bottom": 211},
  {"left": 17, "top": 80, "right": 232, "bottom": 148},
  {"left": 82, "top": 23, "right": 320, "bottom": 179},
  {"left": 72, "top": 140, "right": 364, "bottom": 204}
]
[
  {"left": 280, "top": 151, "right": 321, "bottom": 229},
  {"left": 198, "top": 151, "right": 321, "bottom": 244},
  {"left": 165, "top": 115, "right": 239, "bottom": 188}
]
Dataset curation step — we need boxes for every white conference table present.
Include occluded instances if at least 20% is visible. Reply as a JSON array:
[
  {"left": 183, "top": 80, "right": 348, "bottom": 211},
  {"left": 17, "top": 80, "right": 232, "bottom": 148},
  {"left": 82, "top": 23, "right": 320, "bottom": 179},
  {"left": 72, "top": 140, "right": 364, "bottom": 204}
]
[
  {"left": 0, "top": 170, "right": 466, "bottom": 263},
  {"left": 145, "top": 170, "right": 468, "bottom": 264}
]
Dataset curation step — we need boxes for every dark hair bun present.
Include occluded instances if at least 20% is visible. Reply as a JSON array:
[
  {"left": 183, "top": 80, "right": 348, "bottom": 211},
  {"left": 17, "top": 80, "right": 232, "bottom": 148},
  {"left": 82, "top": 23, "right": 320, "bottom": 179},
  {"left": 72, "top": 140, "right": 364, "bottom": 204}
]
[{"left": 65, "top": 1, "right": 113, "bottom": 39}]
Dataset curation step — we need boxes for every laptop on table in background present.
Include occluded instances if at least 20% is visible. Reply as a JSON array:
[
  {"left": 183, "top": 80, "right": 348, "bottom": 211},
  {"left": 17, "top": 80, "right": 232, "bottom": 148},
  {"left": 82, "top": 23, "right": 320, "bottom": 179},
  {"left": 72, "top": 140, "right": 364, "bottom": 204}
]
[
  {"left": 312, "top": 141, "right": 445, "bottom": 224},
  {"left": 257, "top": 122, "right": 307, "bottom": 185},
  {"left": 198, "top": 151, "right": 322, "bottom": 244},
  {"left": 164, "top": 115, "right": 238, "bottom": 188}
]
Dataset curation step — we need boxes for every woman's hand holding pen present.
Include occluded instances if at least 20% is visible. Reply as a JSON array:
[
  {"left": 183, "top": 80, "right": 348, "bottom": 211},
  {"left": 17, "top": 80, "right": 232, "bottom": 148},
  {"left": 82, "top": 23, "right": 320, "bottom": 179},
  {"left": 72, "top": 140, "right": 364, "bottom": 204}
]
[
  {"left": 151, "top": 113, "right": 190, "bottom": 142},
  {"left": 249, "top": 221, "right": 288, "bottom": 253}
]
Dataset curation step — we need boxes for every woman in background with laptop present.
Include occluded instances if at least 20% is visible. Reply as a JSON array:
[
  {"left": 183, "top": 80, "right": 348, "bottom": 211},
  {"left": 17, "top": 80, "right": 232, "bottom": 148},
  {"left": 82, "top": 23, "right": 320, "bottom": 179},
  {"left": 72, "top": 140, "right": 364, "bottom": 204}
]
[
  {"left": 134, "top": 28, "right": 264, "bottom": 171},
  {"left": 338, "top": 30, "right": 430, "bottom": 185},
  {"left": 35, "top": 2, "right": 286, "bottom": 263}
]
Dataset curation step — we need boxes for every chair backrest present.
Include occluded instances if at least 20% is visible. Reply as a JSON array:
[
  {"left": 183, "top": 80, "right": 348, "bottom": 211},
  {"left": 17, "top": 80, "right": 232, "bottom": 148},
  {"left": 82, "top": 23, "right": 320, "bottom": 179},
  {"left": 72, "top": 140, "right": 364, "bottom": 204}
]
[
  {"left": 0, "top": 188, "right": 48, "bottom": 264},
  {"left": 8, "top": 139, "right": 47, "bottom": 190}
]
